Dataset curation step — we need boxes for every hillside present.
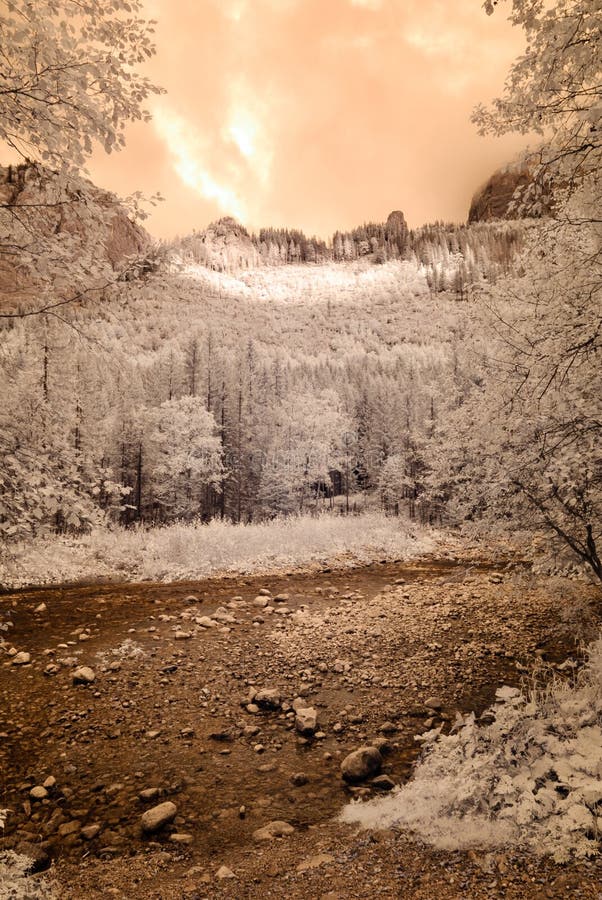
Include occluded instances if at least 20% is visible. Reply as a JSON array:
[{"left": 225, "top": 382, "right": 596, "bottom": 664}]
[{"left": 0, "top": 164, "right": 527, "bottom": 542}]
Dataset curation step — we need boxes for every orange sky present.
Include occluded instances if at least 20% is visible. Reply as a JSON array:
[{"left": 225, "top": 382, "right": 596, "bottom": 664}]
[{"left": 87, "top": 0, "right": 531, "bottom": 240}]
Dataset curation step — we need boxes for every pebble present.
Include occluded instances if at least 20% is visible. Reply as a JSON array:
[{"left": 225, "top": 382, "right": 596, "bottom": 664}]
[
  {"left": 216, "top": 865, "right": 236, "bottom": 879},
  {"left": 11, "top": 652, "right": 31, "bottom": 666},
  {"left": 140, "top": 801, "right": 177, "bottom": 834},
  {"left": 30, "top": 786, "right": 48, "bottom": 801}
]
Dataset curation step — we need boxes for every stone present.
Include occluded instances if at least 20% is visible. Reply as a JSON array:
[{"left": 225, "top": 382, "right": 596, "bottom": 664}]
[
  {"left": 30, "top": 786, "right": 48, "bottom": 801},
  {"left": 253, "top": 596, "right": 269, "bottom": 608},
  {"left": 252, "top": 820, "right": 295, "bottom": 841},
  {"left": 380, "top": 721, "right": 398, "bottom": 734},
  {"left": 258, "top": 589, "right": 271, "bottom": 596},
  {"left": 425, "top": 697, "right": 443, "bottom": 711},
  {"left": 72, "top": 666, "right": 95, "bottom": 684},
  {"left": 140, "top": 801, "right": 177, "bottom": 834},
  {"left": 273, "top": 593, "right": 289, "bottom": 603},
  {"left": 216, "top": 865, "right": 235, "bottom": 879},
  {"left": 44, "top": 664, "right": 59, "bottom": 676},
  {"left": 58, "top": 820, "right": 81, "bottom": 838},
  {"left": 169, "top": 833, "right": 193, "bottom": 844},
  {"left": 371, "top": 775, "right": 396, "bottom": 791},
  {"left": 290, "top": 772, "right": 309, "bottom": 787},
  {"left": 341, "top": 746, "right": 383, "bottom": 783},
  {"left": 34, "top": 603, "right": 48, "bottom": 614},
  {"left": 196, "top": 616, "right": 216, "bottom": 628},
  {"left": 139, "top": 787, "right": 161, "bottom": 802},
  {"left": 184, "top": 595, "right": 200, "bottom": 604},
  {"left": 43, "top": 776, "right": 56, "bottom": 790},
  {"left": 81, "top": 824, "right": 101, "bottom": 840},
  {"left": 295, "top": 707, "right": 318, "bottom": 736},
  {"left": 297, "top": 853, "right": 335, "bottom": 873},
  {"left": 12, "top": 652, "right": 31, "bottom": 666},
  {"left": 174, "top": 630, "right": 192, "bottom": 640},
  {"left": 254, "top": 689, "right": 281, "bottom": 710}
]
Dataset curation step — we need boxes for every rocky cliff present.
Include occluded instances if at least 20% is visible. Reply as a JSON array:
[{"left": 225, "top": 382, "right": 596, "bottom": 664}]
[
  {"left": 0, "top": 163, "right": 150, "bottom": 308},
  {"left": 468, "top": 161, "right": 553, "bottom": 223}
]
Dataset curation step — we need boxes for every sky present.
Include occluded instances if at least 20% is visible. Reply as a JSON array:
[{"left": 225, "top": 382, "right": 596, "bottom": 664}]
[{"left": 87, "top": 0, "right": 531, "bottom": 241}]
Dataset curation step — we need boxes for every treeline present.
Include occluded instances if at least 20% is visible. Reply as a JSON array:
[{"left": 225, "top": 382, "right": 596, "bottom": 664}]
[{"left": 0, "top": 260, "right": 478, "bottom": 539}]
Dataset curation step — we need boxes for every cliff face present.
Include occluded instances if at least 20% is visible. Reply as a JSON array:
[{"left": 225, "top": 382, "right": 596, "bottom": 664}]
[
  {"left": 178, "top": 217, "right": 261, "bottom": 272},
  {"left": 468, "top": 162, "right": 553, "bottom": 223},
  {"left": 0, "top": 163, "right": 149, "bottom": 307}
]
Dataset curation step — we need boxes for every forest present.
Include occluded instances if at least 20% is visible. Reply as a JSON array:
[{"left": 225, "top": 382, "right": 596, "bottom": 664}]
[{"left": 0, "top": 0, "right": 600, "bottom": 896}]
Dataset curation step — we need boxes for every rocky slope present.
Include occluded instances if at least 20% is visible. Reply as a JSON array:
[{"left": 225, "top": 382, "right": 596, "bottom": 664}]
[{"left": 0, "top": 163, "right": 149, "bottom": 308}]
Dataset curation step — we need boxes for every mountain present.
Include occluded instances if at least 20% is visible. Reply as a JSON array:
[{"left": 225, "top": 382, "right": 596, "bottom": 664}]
[{"left": 468, "top": 159, "right": 553, "bottom": 223}]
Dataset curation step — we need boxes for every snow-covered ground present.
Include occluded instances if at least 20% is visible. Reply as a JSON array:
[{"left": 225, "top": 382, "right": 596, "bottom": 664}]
[
  {"left": 0, "top": 512, "right": 436, "bottom": 590},
  {"left": 342, "top": 634, "right": 602, "bottom": 862}
]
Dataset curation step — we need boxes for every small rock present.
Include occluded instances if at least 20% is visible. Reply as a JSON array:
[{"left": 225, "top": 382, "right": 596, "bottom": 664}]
[
  {"left": 174, "top": 630, "right": 192, "bottom": 640},
  {"left": 140, "top": 801, "right": 177, "bottom": 834},
  {"left": 297, "top": 853, "right": 335, "bottom": 873},
  {"left": 58, "top": 820, "right": 81, "bottom": 838},
  {"left": 371, "top": 775, "right": 396, "bottom": 791},
  {"left": 253, "top": 820, "right": 295, "bottom": 841},
  {"left": 380, "top": 721, "right": 398, "bottom": 734},
  {"left": 30, "top": 786, "right": 48, "bottom": 801},
  {"left": 81, "top": 824, "right": 101, "bottom": 840},
  {"left": 341, "top": 746, "right": 383, "bottom": 783},
  {"left": 425, "top": 697, "right": 443, "bottom": 711},
  {"left": 216, "top": 865, "right": 236, "bottom": 879},
  {"left": 139, "top": 787, "right": 161, "bottom": 802},
  {"left": 290, "top": 772, "right": 309, "bottom": 787},
  {"left": 273, "top": 593, "right": 289, "bottom": 603},
  {"left": 169, "top": 833, "right": 193, "bottom": 844},
  {"left": 295, "top": 707, "right": 318, "bottom": 736},
  {"left": 12, "top": 652, "right": 31, "bottom": 666},
  {"left": 34, "top": 603, "right": 48, "bottom": 614},
  {"left": 43, "top": 776, "right": 56, "bottom": 790},
  {"left": 72, "top": 666, "right": 95, "bottom": 684},
  {"left": 254, "top": 689, "right": 281, "bottom": 710}
]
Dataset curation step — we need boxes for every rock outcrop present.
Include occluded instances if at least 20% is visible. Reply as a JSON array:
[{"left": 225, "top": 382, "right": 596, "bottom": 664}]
[
  {"left": 468, "top": 161, "right": 553, "bottom": 223},
  {"left": 178, "top": 217, "right": 261, "bottom": 272}
]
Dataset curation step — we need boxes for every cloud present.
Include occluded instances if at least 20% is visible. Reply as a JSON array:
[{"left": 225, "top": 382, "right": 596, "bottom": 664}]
[
  {"left": 153, "top": 105, "right": 247, "bottom": 221},
  {"left": 349, "top": 0, "right": 382, "bottom": 9}
]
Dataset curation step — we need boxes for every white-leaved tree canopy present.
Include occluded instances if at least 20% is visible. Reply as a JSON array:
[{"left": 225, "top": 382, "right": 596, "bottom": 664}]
[
  {"left": 430, "top": 0, "right": 601, "bottom": 580},
  {"left": 0, "top": 0, "right": 162, "bottom": 171}
]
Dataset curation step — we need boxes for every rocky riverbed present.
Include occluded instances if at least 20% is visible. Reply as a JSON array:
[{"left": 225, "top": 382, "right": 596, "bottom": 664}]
[{"left": 1, "top": 557, "right": 601, "bottom": 898}]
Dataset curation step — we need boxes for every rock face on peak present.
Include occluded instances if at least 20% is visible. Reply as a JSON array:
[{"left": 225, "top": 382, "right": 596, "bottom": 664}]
[
  {"left": 178, "top": 217, "right": 261, "bottom": 272},
  {"left": 468, "top": 162, "right": 553, "bottom": 223},
  {"left": 385, "top": 210, "right": 408, "bottom": 234}
]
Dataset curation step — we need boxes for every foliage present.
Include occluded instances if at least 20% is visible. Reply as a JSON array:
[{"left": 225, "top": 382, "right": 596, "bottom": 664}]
[
  {"left": 0, "top": 0, "right": 162, "bottom": 171},
  {"left": 0, "top": 511, "right": 436, "bottom": 590},
  {"left": 342, "top": 633, "right": 602, "bottom": 862}
]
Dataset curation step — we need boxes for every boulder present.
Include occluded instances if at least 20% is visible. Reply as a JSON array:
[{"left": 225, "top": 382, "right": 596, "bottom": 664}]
[{"left": 341, "top": 746, "right": 383, "bottom": 783}]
